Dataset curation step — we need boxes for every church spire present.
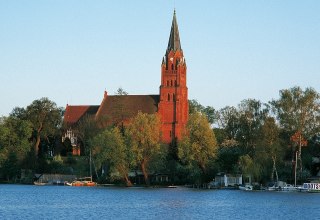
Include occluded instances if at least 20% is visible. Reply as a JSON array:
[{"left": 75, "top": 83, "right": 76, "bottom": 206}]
[{"left": 167, "top": 10, "right": 181, "bottom": 52}]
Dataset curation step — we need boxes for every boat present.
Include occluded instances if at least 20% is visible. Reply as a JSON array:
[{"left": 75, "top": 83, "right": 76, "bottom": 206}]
[
  {"left": 239, "top": 184, "right": 253, "bottom": 191},
  {"left": 297, "top": 183, "right": 320, "bottom": 193},
  {"left": 34, "top": 181, "right": 48, "bottom": 186},
  {"left": 67, "top": 177, "right": 96, "bottom": 187},
  {"left": 281, "top": 184, "right": 297, "bottom": 192}
]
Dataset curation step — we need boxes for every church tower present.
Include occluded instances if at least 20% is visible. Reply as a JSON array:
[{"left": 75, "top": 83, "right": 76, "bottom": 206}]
[{"left": 158, "top": 10, "right": 189, "bottom": 144}]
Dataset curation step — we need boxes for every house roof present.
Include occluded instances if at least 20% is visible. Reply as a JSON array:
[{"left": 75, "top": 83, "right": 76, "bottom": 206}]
[
  {"left": 64, "top": 105, "right": 99, "bottom": 125},
  {"left": 95, "top": 94, "right": 159, "bottom": 125}
]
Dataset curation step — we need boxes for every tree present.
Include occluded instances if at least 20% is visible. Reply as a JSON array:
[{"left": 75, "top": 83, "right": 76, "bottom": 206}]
[
  {"left": 92, "top": 127, "right": 133, "bottom": 186},
  {"left": 178, "top": 112, "right": 217, "bottom": 175},
  {"left": 237, "top": 99, "right": 269, "bottom": 154},
  {"left": 271, "top": 86, "right": 320, "bottom": 137},
  {"left": 24, "top": 98, "right": 62, "bottom": 157},
  {"left": 238, "top": 154, "right": 261, "bottom": 182},
  {"left": 189, "top": 99, "right": 216, "bottom": 125},
  {"left": 0, "top": 116, "right": 32, "bottom": 162},
  {"left": 259, "top": 117, "right": 283, "bottom": 183},
  {"left": 271, "top": 86, "right": 320, "bottom": 181},
  {"left": 115, "top": 87, "right": 128, "bottom": 96},
  {"left": 126, "top": 112, "right": 162, "bottom": 185}
]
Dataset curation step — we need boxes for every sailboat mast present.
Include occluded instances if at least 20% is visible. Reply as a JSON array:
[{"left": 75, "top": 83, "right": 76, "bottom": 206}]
[{"left": 89, "top": 149, "right": 92, "bottom": 182}]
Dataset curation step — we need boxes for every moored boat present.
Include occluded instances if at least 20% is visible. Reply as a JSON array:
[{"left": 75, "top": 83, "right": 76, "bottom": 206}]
[
  {"left": 67, "top": 177, "right": 96, "bottom": 187},
  {"left": 239, "top": 184, "right": 253, "bottom": 191},
  {"left": 298, "top": 183, "right": 320, "bottom": 193}
]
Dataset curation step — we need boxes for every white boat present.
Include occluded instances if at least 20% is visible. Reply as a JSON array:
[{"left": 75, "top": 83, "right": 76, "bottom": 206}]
[
  {"left": 298, "top": 183, "right": 320, "bottom": 193},
  {"left": 239, "top": 184, "right": 253, "bottom": 191},
  {"left": 281, "top": 184, "right": 297, "bottom": 191},
  {"left": 34, "top": 181, "right": 47, "bottom": 186}
]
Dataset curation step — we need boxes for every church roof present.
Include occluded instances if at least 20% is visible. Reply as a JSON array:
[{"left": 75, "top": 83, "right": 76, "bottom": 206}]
[
  {"left": 95, "top": 94, "right": 159, "bottom": 125},
  {"left": 64, "top": 105, "right": 99, "bottom": 125},
  {"left": 167, "top": 10, "right": 182, "bottom": 52}
]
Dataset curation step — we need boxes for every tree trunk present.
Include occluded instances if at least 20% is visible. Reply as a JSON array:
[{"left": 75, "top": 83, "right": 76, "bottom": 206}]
[
  {"left": 119, "top": 165, "right": 132, "bottom": 187},
  {"left": 34, "top": 134, "right": 41, "bottom": 157},
  {"left": 141, "top": 160, "right": 149, "bottom": 185},
  {"left": 124, "top": 175, "right": 133, "bottom": 187},
  {"left": 271, "top": 155, "right": 278, "bottom": 183}
]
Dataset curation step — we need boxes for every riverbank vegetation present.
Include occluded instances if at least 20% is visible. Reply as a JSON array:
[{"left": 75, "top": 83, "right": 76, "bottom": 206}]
[{"left": 0, "top": 86, "right": 320, "bottom": 186}]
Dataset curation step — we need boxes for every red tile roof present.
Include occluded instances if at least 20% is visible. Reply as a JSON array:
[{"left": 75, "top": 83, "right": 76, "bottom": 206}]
[
  {"left": 96, "top": 95, "right": 159, "bottom": 126},
  {"left": 64, "top": 105, "right": 99, "bottom": 125}
]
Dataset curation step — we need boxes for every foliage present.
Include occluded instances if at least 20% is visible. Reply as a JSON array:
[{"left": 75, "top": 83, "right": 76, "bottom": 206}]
[
  {"left": 92, "top": 127, "right": 133, "bottom": 186},
  {"left": 189, "top": 99, "right": 217, "bottom": 125},
  {"left": 257, "top": 117, "right": 283, "bottom": 182},
  {"left": 238, "top": 154, "right": 261, "bottom": 181},
  {"left": 74, "top": 114, "right": 99, "bottom": 156},
  {"left": 22, "top": 97, "right": 62, "bottom": 156},
  {"left": 0, "top": 116, "right": 33, "bottom": 180},
  {"left": 126, "top": 112, "right": 162, "bottom": 185},
  {"left": 178, "top": 112, "right": 217, "bottom": 175},
  {"left": 115, "top": 87, "right": 129, "bottom": 95},
  {"left": 271, "top": 86, "right": 320, "bottom": 138}
]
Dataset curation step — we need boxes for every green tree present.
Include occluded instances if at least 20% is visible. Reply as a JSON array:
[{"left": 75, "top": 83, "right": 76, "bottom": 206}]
[
  {"left": 189, "top": 99, "right": 216, "bottom": 125},
  {"left": 271, "top": 86, "right": 320, "bottom": 137},
  {"left": 115, "top": 87, "right": 128, "bottom": 95},
  {"left": 24, "top": 98, "right": 62, "bottom": 157},
  {"left": 0, "top": 117, "right": 32, "bottom": 160},
  {"left": 238, "top": 154, "right": 261, "bottom": 182},
  {"left": 237, "top": 99, "right": 269, "bottom": 154},
  {"left": 258, "top": 117, "right": 283, "bottom": 182},
  {"left": 92, "top": 127, "right": 133, "bottom": 186},
  {"left": 126, "top": 112, "right": 162, "bottom": 185},
  {"left": 178, "top": 112, "right": 217, "bottom": 175},
  {"left": 73, "top": 114, "right": 100, "bottom": 178},
  {"left": 271, "top": 87, "right": 320, "bottom": 181}
]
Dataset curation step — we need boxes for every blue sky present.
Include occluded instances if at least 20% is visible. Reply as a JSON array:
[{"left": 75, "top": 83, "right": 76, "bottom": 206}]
[{"left": 1, "top": 1, "right": 320, "bottom": 116}]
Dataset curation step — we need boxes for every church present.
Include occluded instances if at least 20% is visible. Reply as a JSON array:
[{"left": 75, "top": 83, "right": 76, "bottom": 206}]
[{"left": 63, "top": 11, "right": 189, "bottom": 153}]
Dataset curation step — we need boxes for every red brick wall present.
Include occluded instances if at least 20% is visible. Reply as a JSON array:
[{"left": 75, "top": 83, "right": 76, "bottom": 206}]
[{"left": 158, "top": 50, "right": 188, "bottom": 144}]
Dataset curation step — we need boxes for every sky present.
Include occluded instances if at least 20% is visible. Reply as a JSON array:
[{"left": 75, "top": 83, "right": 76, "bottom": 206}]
[{"left": 1, "top": 1, "right": 320, "bottom": 116}]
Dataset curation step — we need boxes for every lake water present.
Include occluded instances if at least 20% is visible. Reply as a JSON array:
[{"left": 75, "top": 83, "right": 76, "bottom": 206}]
[{"left": 0, "top": 184, "right": 319, "bottom": 219}]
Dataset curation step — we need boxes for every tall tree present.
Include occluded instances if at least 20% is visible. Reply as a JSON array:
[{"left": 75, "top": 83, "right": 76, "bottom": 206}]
[
  {"left": 259, "top": 117, "right": 283, "bottom": 183},
  {"left": 237, "top": 99, "right": 269, "bottom": 154},
  {"left": 25, "top": 98, "right": 62, "bottom": 156},
  {"left": 0, "top": 116, "right": 32, "bottom": 180},
  {"left": 271, "top": 86, "right": 320, "bottom": 137},
  {"left": 92, "top": 127, "right": 133, "bottom": 186},
  {"left": 126, "top": 112, "right": 162, "bottom": 185},
  {"left": 189, "top": 99, "right": 216, "bottom": 125},
  {"left": 271, "top": 86, "right": 320, "bottom": 180},
  {"left": 178, "top": 112, "right": 217, "bottom": 174}
]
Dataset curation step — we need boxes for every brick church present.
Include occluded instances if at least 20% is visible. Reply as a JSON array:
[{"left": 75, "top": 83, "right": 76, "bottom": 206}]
[{"left": 63, "top": 11, "right": 188, "bottom": 152}]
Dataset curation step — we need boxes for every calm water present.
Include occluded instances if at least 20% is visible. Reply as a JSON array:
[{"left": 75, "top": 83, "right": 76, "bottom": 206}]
[{"left": 0, "top": 184, "right": 319, "bottom": 219}]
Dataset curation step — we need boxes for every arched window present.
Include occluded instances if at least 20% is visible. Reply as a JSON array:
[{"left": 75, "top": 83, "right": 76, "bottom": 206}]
[
  {"left": 175, "top": 80, "right": 177, "bottom": 86},
  {"left": 171, "top": 80, "right": 173, "bottom": 86},
  {"left": 173, "top": 93, "right": 175, "bottom": 101},
  {"left": 171, "top": 64, "right": 174, "bottom": 70},
  {"left": 167, "top": 80, "right": 169, "bottom": 86},
  {"left": 168, "top": 93, "right": 170, "bottom": 101}
]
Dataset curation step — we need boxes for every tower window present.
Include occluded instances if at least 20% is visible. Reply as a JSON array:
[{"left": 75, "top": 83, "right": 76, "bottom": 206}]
[
  {"left": 173, "top": 94, "right": 175, "bottom": 101},
  {"left": 167, "top": 80, "right": 169, "bottom": 86},
  {"left": 168, "top": 93, "right": 170, "bottom": 101},
  {"left": 171, "top": 80, "right": 173, "bottom": 86},
  {"left": 171, "top": 64, "right": 174, "bottom": 70}
]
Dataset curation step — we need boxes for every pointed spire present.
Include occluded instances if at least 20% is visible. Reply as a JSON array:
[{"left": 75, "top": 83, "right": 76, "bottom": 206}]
[{"left": 167, "top": 10, "right": 182, "bottom": 52}]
